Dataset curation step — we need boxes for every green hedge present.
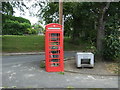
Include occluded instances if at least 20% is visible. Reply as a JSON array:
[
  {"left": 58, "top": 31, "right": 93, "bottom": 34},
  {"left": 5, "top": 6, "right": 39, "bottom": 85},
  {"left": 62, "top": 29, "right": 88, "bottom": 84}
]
[
  {"left": 2, "top": 14, "right": 31, "bottom": 24},
  {"left": 2, "top": 14, "right": 32, "bottom": 35},
  {"left": 3, "top": 20, "right": 31, "bottom": 35}
]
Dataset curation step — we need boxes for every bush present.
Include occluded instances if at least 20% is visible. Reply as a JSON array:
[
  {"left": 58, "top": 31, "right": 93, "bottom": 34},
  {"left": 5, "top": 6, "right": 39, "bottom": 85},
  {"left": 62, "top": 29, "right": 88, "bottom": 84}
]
[
  {"left": 40, "top": 61, "right": 45, "bottom": 68},
  {"left": 3, "top": 20, "right": 21, "bottom": 35},
  {"left": 103, "top": 21, "right": 120, "bottom": 60},
  {"left": 2, "top": 14, "right": 31, "bottom": 24},
  {"left": 3, "top": 20, "right": 31, "bottom": 35},
  {"left": 103, "top": 16, "right": 120, "bottom": 60},
  {"left": 25, "top": 28, "right": 38, "bottom": 35},
  {"left": 31, "top": 28, "right": 38, "bottom": 34},
  {"left": 2, "top": 14, "right": 32, "bottom": 35},
  {"left": 103, "top": 34, "right": 120, "bottom": 60}
]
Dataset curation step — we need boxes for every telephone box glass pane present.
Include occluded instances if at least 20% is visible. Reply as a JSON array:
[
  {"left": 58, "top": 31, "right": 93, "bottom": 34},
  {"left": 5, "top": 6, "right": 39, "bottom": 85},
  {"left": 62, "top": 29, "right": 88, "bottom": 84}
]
[
  {"left": 50, "top": 42, "right": 60, "bottom": 45},
  {"left": 49, "top": 55, "right": 59, "bottom": 58},
  {"left": 51, "top": 33, "right": 60, "bottom": 37},
  {"left": 49, "top": 59, "right": 60, "bottom": 67},
  {"left": 50, "top": 46, "right": 59, "bottom": 49},
  {"left": 51, "top": 59, "right": 60, "bottom": 62},
  {"left": 50, "top": 50, "right": 60, "bottom": 54},
  {"left": 49, "top": 33, "right": 60, "bottom": 41},
  {"left": 51, "top": 63, "right": 60, "bottom": 67}
]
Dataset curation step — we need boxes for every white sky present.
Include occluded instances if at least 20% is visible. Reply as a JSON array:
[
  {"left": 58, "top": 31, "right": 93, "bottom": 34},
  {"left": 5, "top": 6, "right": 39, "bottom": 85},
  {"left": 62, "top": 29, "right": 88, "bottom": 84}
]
[
  {"left": 14, "top": 8, "right": 39, "bottom": 25},
  {"left": 13, "top": 0, "right": 43, "bottom": 25}
]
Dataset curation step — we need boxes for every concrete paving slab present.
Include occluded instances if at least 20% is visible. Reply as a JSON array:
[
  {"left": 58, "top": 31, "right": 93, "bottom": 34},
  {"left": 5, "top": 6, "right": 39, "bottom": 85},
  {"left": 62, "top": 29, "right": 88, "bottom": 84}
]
[{"left": 64, "top": 59, "right": 118, "bottom": 76}]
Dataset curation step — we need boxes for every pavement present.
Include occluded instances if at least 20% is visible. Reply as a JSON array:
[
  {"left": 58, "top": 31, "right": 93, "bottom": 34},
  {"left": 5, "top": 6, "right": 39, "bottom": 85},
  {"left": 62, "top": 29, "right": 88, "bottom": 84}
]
[
  {"left": 1, "top": 51, "right": 119, "bottom": 88},
  {"left": 64, "top": 59, "right": 118, "bottom": 76},
  {"left": 2, "top": 52, "right": 45, "bottom": 56}
]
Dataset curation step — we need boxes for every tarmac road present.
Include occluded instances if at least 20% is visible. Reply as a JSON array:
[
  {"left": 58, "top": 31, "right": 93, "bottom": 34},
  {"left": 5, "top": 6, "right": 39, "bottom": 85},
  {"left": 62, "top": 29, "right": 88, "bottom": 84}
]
[
  {"left": 2, "top": 51, "right": 76, "bottom": 65},
  {"left": 2, "top": 52, "right": 119, "bottom": 88}
]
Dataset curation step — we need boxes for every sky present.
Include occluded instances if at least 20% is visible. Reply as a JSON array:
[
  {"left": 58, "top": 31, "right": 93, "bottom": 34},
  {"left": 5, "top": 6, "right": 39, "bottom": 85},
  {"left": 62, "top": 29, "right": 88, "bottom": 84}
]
[
  {"left": 14, "top": 8, "right": 39, "bottom": 25},
  {"left": 13, "top": 0, "right": 43, "bottom": 25}
]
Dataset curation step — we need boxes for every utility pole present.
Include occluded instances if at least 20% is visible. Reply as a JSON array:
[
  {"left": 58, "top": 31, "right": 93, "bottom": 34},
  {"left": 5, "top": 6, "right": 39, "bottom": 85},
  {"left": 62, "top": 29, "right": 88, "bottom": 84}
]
[{"left": 59, "top": 0, "right": 63, "bottom": 25}]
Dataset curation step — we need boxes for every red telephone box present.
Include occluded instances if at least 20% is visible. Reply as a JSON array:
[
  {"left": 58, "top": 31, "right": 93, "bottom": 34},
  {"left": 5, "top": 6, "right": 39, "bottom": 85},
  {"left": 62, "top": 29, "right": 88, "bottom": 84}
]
[{"left": 45, "top": 23, "right": 64, "bottom": 72}]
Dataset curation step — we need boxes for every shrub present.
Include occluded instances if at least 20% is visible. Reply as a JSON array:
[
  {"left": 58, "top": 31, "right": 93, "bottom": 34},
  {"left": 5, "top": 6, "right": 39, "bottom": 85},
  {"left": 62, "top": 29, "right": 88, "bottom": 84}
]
[
  {"left": 2, "top": 14, "right": 32, "bottom": 35},
  {"left": 2, "top": 14, "right": 31, "bottom": 24},
  {"left": 103, "top": 34, "right": 120, "bottom": 60},
  {"left": 3, "top": 20, "right": 22, "bottom": 35},
  {"left": 103, "top": 21, "right": 120, "bottom": 60},
  {"left": 2, "top": 20, "right": 31, "bottom": 35},
  {"left": 103, "top": 15, "right": 120, "bottom": 60},
  {"left": 31, "top": 28, "right": 38, "bottom": 34},
  {"left": 25, "top": 28, "right": 38, "bottom": 35},
  {"left": 40, "top": 61, "right": 45, "bottom": 68}
]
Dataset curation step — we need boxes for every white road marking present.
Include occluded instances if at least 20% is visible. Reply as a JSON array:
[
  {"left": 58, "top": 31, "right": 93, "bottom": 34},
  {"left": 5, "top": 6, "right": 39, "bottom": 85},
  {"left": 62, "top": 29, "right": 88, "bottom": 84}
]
[
  {"left": 87, "top": 75, "right": 96, "bottom": 80},
  {"left": 12, "top": 64, "right": 21, "bottom": 67}
]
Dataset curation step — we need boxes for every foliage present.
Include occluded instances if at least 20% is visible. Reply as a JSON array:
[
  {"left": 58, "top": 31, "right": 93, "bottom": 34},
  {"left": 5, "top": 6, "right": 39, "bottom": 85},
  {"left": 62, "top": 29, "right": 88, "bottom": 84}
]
[
  {"left": 2, "top": 14, "right": 32, "bottom": 35},
  {"left": 103, "top": 18, "right": 120, "bottom": 60},
  {"left": 40, "top": 2, "right": 120, "bottom": 60},
  {"left": 2, "top": 2, "right": 120, "bottom": 61},
  {"left": 67, "top": 86, "right": 74, "bottom": 89},
  {"left": 2, "top": 20, "right": 31, "bottom": 35},
  {"left": 26, "top": 28, "right": 38, "bottom": 35},
  {"left": 11, "top": 1, "right": 29, "bottom": 13},
  {"left": 40, "top": 2, "right": 101, "bottom": 44},
  {"left": 40, "top": 61, "right": 45, "bottom": 68},
  {"left": 106, "top": 63, "right": 119, "bottom": 74},
  {"left": 2, "top": 14, "right": 31, "bottom": 24},
  {"left": 58, "top": 72, "right": 64, "bottom": 75},
  {"left": 32, "top": 23, "right": 44, "bottom": 34},
  {"left": 2, "top": 2, "right": 14, "bottom": 15},
  {"left": 103, "top": 35, "right": 120, "bottom": 60}
]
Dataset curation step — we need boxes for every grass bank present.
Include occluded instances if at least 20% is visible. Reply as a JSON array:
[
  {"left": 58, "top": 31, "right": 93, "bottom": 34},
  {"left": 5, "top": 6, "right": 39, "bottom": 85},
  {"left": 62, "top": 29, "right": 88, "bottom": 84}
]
[{"left": 2, "top": 35, "right": 91, "bottom": 53}]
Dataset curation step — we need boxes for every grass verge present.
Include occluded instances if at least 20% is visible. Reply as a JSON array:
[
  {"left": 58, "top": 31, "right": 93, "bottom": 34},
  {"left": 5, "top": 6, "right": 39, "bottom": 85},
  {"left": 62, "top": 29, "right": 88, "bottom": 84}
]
[
  {"left": 2, "top": 35, "right": 45, "bottom": 52},
  {"left": 2, "top": 35, "right": 91, "bottom": 52}
]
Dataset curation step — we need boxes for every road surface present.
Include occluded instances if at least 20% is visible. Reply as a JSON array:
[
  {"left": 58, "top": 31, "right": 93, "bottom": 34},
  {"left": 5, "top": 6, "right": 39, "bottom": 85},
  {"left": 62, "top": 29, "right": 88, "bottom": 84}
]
[{"left": 2, "top": 52, "right": 119, "bottom": 88}]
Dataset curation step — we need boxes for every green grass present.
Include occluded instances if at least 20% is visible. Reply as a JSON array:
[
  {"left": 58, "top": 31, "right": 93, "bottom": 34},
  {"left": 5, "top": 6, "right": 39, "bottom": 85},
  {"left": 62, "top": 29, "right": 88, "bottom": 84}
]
[
  {"left": 58, "top": 72, "right": 65, "bottom": 75},
  {"left": 2, "top": 35, "right": 91, "bottom": 53},
  {"left": 2, "top": 35, "right": 45, "bottom": 52}
]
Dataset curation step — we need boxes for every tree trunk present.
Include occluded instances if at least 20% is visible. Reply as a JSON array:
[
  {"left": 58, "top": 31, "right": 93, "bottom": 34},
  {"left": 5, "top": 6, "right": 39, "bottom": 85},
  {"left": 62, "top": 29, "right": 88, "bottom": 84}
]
[
  {"left": 72, "top": 27, "right": 80, "bottom": 43},
  {"left": 72, "top": 17, "right": 80, "bottom": 44},
  {"left": 97, "top": 15, "right": 105, "bottom": 52},
  {"left": 97, "top": 2, "right": 110, "bottom": 59}
]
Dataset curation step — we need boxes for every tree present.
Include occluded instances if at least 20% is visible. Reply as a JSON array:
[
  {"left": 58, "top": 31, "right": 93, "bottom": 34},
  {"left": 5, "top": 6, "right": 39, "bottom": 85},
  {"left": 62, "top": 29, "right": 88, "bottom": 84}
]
[
  {"left": 32, "top": 23, "right": 44, "bottom": 34},
  {"left": 96, "top": 2, "right": 110, "bottom": 53},
  {"left": 2, "top": 1, "right": 32, "bottom": 35},
  {"left": 40, "top": 2, "right": 120, "bottom": 60},
  {"left": 2, "top": 14, "right": 31, "bottom": 24},
  {"left": 3, "top": 1, "right": 119, "bottom": 60},
  {"left": 103, "top": 2, "right": 120, "bottom": 60},
  {"left": 40, "top": 2, "right": 97, "bottom": 44},
  {"left": 2, "top": 2, "right": 14, "bottom": 15}
]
